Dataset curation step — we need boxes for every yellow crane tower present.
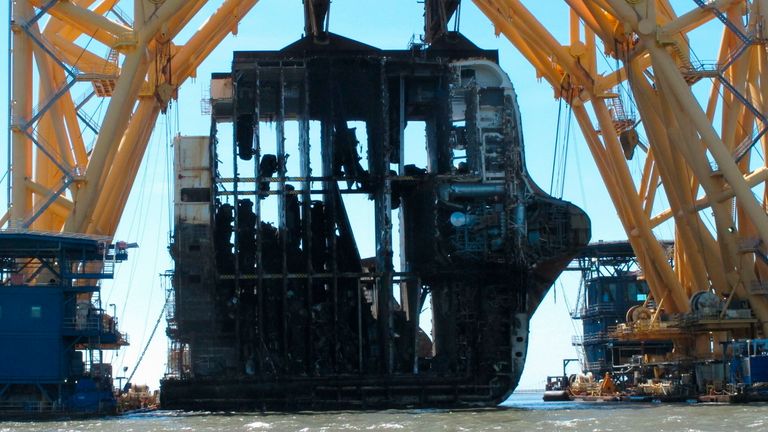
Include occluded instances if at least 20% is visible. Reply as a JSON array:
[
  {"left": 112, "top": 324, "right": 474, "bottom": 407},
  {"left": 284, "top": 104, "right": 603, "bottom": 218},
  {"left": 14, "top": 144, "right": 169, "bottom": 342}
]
[
  {"left": 8, "top": 0, "right": 768, "bottom": 361},
  {"left": 8, "top": 0, "right": 260, "bottom": 236},
  {"left": 473, "top": 0, "right": 768, "bottom": 360}
]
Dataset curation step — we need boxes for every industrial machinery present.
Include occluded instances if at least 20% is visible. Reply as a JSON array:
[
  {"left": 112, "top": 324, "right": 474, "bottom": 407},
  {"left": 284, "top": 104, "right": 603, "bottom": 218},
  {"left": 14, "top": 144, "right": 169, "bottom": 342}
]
[
  {"left": 8, "top": 0, "right": 768, "bottom": 409},
  {"left": 570, "top": 241, "right": 673, "bottom": 377}
]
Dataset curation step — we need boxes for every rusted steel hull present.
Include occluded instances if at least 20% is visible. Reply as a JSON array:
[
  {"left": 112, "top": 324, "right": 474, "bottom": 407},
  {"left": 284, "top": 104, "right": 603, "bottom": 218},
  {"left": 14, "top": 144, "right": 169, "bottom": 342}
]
[{"left": 162, "top": 33, "right": 590, "bottom": 410}]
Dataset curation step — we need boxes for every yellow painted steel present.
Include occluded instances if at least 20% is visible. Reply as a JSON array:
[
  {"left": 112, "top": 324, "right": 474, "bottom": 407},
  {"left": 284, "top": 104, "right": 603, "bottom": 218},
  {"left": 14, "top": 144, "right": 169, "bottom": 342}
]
[
  {"left": 471, "top": 0, "right": 768, "bottom": 340},
  {"left": 9, "top": 0, "right": 768, "bottom": 348},
  {"left": 8, "top": 0, "right": 260, "bottom": 235}
]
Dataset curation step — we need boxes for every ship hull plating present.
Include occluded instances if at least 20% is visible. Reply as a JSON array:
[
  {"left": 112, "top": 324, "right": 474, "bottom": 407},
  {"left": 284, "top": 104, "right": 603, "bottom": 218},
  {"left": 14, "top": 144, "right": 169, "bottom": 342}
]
[{"left": 162, "top": 33, "right": 590, "bottom": 410}]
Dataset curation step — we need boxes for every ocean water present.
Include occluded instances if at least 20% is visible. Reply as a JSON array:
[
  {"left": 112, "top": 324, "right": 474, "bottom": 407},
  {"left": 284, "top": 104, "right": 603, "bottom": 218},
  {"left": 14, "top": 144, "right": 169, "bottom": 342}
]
[{"left": 2, "top": 393, "right": 768, "bottom": 431}]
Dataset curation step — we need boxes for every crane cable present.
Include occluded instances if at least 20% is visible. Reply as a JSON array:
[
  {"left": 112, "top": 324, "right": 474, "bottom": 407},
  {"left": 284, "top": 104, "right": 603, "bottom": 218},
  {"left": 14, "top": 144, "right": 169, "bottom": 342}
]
[
  {"left": 123, "top": 100, "right": 179, "bottom": 382},
  {"left": 549, "top": 98, "right": 573, "bottom": 198},
  {"left": 559, "top": 106, "right": 573, "bottom": 198},
  {"left": 123, "top": 285, "right": 169, "bottom": 392},
  {"left": 549, "top": 99, "right": 564, "bottom": 196}
]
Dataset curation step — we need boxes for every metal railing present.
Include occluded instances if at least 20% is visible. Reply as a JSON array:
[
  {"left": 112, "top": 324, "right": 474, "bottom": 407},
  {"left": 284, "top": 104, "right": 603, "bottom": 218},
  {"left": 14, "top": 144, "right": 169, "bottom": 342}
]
[
  {"left": 583, "top": 331, "right": 611, "bottom": 344},
  {"left": 572, "top": 331, "right": 613, "bottom": 345},
  {"left": 573, "top": 302, "right": 616, "bottom": 318},
  {"left": 0, "top": 401, "right": 60, "bottom": 413},
  {"left": 584, "top": 360, "right": 609, "bottom": 372}
]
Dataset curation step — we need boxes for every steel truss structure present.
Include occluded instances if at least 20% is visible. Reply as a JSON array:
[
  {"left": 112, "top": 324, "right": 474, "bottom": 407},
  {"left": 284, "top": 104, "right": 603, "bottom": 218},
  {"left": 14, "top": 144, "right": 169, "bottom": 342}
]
[
  {"left": 9, "top": 0, "right": 260, "bottom": 236},
  {"left": 9, "top": 0, "right": 768, "bottom": 371},
  {"left": 474, "top": 0, "right": 768, "bottom": 348}
]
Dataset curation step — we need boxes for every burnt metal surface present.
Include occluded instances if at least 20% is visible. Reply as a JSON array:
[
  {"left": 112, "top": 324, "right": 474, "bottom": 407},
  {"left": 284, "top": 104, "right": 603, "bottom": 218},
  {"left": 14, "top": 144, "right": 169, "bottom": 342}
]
[
  {"left": 162, "top": 33, "right": 590, "bottom": 410},
  {"left": 424, "top": 0, "right": 461, "bottom": 44}
]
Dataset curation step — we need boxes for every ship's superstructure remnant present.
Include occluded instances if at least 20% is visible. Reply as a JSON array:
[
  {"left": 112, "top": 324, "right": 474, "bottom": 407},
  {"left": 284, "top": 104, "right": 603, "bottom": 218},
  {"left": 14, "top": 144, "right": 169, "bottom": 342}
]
[
  {"left": 0, "top": 232, "right": 129, "bottom": 417},
  {"left": 161, "top": 33, "right": 590, "bottom": 409}
]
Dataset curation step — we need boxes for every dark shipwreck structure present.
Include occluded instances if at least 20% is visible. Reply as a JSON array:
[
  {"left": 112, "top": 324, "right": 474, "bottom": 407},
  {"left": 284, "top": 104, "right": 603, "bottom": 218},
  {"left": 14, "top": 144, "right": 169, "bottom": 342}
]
[{"left": 161, "top": 26, "right": 590, "bottom": 409}]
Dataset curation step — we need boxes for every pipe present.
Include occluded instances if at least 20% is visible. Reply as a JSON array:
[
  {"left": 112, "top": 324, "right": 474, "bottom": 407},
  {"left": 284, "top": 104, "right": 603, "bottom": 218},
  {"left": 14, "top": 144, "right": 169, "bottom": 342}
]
[{"left": 438, "top": 183, "right": 505, "bottom": 201}]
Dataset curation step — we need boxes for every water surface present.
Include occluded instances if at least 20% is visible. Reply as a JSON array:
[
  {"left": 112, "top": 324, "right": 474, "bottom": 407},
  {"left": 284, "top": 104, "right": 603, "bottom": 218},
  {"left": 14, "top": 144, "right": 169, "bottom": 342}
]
[{"left": 2, "top": 392, "right": 767, "bottom": 431}]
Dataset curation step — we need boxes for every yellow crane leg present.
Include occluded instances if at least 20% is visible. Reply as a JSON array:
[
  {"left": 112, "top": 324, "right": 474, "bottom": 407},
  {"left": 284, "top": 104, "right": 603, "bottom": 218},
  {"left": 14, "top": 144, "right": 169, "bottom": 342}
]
[
  {"left": 65, "top": 48, "right": 151, "bottom": 233},
  {"left": 662, "top": 0, "right": 742, "bottom": 35},
  {"left": 43, "top": 0, "right": 111, "bottom": 41},
  {"left": 46, "top": 33, "right": 119, "bottom": 75},
  {"left": 628, "top": 64, "right": 723, "bottom": 295},
  {"left": 88, "top": 0, "right": 261, "bottom": 235},
  {"left": 592, "top": 100, "right": 691, "bottom": 313},
  {"left": 10, "top": 1, "right": 34, "bottom": 227},
  {"left": 28, "top": 0, "right": 133, "bottom": 49},
  {"left": 472, "top": 0, "right": 566, "bottom": 87},
  {"left": 90, "top": 102, "right": 160, "bottom": 235},
  {"left": 647, "top": 44, "right": 768, "bottom": 249},
  {"left": 32, "top": 33, "right": 75, "bottom": 172},
  {"left": 172, "top": 0, "right": 261, "bottom": 81}
]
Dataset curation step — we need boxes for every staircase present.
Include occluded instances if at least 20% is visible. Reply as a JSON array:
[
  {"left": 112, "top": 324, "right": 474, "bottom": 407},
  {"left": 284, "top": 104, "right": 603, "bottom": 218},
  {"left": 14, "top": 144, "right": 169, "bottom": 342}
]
[{"left": 91, "top": 49, "right": 120, "bottom": 97}]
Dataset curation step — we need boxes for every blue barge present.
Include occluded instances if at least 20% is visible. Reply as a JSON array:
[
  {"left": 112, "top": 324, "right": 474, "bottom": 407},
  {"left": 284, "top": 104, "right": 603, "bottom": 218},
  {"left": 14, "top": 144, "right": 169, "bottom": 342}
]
[{"left": 0, "top": 231, "right": 129, "bottom": 418}]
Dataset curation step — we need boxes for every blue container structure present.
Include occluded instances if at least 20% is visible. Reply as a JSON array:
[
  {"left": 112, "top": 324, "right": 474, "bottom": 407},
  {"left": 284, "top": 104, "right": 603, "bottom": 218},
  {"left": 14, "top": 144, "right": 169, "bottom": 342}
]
[
  {"left": 723, "top": 339, "right": 768, "bottom": 389},
  {"left": 0, "top": 231, "right": 128, "bottom": 417}
]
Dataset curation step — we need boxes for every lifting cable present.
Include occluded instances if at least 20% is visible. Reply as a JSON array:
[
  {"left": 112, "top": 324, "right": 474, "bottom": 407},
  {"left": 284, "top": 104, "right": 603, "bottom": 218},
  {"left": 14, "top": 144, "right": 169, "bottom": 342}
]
[
  {"left": 123, "top": 284, "right": 170, "bottom": 391},
  {"left": 549, "top": 99, "right": 564, "bottom": 196},
  {"left": 117, "top": 101, "right": 175, "bottom": 376},
  {"left": 559, "top": 106, "right": 573, "bottom": 198},
  {"left": 113, "top": 114, "right": 165, "bottom": 370},
  {"left": 559, "top": 279, "right": 582, "bottom": 343},
  {"left": 549, "top": 98, "right": 572, "bottom": 199}
]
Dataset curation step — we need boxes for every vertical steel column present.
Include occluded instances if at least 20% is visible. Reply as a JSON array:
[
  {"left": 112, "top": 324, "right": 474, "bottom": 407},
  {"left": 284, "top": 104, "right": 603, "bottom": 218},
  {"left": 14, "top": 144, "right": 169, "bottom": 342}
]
[
  {"left": 374, "top": 60, "right": 394, "bottom": 374},
  {"left": 398, "top": 75, "right": 406, "bottom": 176},
  {"left": 398, "top": 73, "right": 418, "bottom": 373},
  {"left": 357, "top": 279, "right": 364, "bottom": 373},
  {"left": 320, "top": 61, "right": 339, "bottom": 373},
  {"left": 398, "top": 74, "right": 409, "bottom": 318},
  {"left": 232, "top": 72, "right": 242, "bottom": 366},
  {"left": 253, "top": 65, "right": 265, "bottom": 373},
  {"left": 331, "top": 218, "right": 339, "bottom": 374},
  {"left": 320, "top": 82, "right": 337, "bottom": 373},
  {"left": 10, "top": 0, "right": 33, "bottom": 225},
  {"left": 299, "top": 66, "right": 313, "bottom": 374},
  {"left": 277, "top": 68, "right": 289, "bottom": 368},
  {"left": 329, "top": 172, "right": 339, "bottom": 373},
  {"left": 412, "top": 277, "right": 421, "bottom": 374}
]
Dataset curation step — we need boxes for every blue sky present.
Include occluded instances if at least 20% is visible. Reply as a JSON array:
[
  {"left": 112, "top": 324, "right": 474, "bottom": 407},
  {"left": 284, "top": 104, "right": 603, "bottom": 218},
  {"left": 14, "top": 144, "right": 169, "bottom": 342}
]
[{"left": 0, "top": 0, "right": 713, "bottom": 391}]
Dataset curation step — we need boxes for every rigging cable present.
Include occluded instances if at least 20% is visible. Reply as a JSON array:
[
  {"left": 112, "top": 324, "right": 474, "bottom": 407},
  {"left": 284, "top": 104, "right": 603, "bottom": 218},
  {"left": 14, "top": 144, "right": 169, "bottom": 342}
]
[
  {"left": 123, "top": 282, "right": 170, "bottom": 391},
  {"left": 137, "top": 111, "right": 173, "bottom": 342},
  {"left": 559, "top": 279, "right": 582, "bottom": 337},
  {"left": 558, "top": 104, "right": 573, "bottom": 198},
  {"left": 549, "top": 97, "right": 572, "bottom": 199},
  {"left": 549, "top": 98, "right": 564, "bottom": 196},
  {"left": 113, "top": 116, "right": 162, "bottom": 372}
]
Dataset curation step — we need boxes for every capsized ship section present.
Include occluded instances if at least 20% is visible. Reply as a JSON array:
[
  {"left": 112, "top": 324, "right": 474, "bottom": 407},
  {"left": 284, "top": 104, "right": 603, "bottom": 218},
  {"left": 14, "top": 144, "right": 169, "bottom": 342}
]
[{"left": 161, "top": 33, "right": 590, "bottom": 410}]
